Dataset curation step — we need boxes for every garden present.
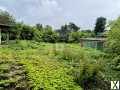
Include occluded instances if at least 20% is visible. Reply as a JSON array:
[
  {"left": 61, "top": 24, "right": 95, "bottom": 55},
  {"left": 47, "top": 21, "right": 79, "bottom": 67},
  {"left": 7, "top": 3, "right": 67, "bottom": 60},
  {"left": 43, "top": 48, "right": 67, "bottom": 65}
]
[{"left": 0, "top": 9, "right": 120, "bottom": 90}]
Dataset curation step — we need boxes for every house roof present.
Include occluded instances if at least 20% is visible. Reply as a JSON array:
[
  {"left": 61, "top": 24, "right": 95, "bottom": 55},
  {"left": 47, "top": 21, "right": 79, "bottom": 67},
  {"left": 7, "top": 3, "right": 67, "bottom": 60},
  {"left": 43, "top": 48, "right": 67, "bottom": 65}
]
[
  {"left": 80, "top": 38, "right": 106, "bottom": 41},
  {"left": 0, "top": 23, "right": 13, "bottom": 28},
  {"left": 0, "top": 24, "right": 13, "bottom": 32}
]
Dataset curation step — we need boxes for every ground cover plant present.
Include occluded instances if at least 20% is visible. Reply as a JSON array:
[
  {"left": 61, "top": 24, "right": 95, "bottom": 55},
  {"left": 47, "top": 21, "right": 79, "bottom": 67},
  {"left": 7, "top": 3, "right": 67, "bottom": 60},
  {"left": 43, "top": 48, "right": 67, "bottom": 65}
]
[
  {"left": 0, "top": 41, "right": 83, "bottom": 90},
  {"left": 0, "top": 40, "right": 118, "bottom": 90}
]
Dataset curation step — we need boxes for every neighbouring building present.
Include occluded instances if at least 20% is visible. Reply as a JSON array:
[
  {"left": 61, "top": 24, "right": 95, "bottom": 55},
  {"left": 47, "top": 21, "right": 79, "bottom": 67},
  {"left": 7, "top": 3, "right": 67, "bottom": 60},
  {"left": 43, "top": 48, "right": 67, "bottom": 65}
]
[
  {"left": 80, "top": 38, "right": 106, "bottom": 50},
  {"left": 80, "top": 32, "right": 107, "bottom": 50}
]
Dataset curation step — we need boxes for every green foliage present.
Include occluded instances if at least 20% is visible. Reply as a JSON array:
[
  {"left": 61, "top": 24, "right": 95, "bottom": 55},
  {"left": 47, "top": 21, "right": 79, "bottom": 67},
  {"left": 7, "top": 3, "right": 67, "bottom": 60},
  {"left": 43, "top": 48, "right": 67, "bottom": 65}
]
[
  {"left": 69, "top": 32, "right": 82, "bottom": 43},
  {"left": 0, "top": 41, "right": 106, "bottom": 90},
  {"left": 1, "top": 42, "right": 83, "bottom": 90},
  {"left": 51, "top": 44, "right": 109, "bottom": 89},
  {"left": 68, "top": 22, "right": 80, "bottom": 32},
  {"left": 112, "top": 56, "right": 120, "bottom": 70},
  {"left": 33, "top": 28, "right": 43, "bottom": 42},
  {"left": 7, "top": 40, "right": 40, "bottom": 50},
  {"left": 1, "top": 40, "right": 115, "bottom": 90},
  {"left": 94, "top": 17, "right": 106, "bottom": 35},
  {"left": 20, "top": 24, "right": 34, "bottom": 40},
  {"left": 0, "top": 10, "right": 101, "bottom": 44},
  {"left": 7, "top": 22, "right": 34, "bottom": 40},
  {"left": 0, "top": 49, "right": 31, "bottom": 90},
  {"left": 106, "top": 17, "right": 120, "bottom": 56},
  {"left": 53, "top": 44, "right": 104, "bottom": 62},
  {"left": 35, "top": 24, "right": 43, "bottom": 31},
  {"left": 0, "top": 10, "right": 15, "bottom": 25},
  {"left": 0, "top": 10, "right": 93, "bottom": 43},
  {"left": 69, "top": 31, "right": 94, "bottom": 43},
  {"left": 72, "top": 63, "right": 102, "bottom": 89},
  {"left": 57, "top": 22, "right": 80, "bottom": 42},
  {"left": 20, "top": 58, "right": 81, "bottom": 90},
  {"left": 105, "top": 17, "right": 120, "bottom": 81},
  {"left": 33, "top": 25, "right": 59, "bottom": 43},
  {"left": 42, "top": 26, "right": 59, "bottom": 43}
]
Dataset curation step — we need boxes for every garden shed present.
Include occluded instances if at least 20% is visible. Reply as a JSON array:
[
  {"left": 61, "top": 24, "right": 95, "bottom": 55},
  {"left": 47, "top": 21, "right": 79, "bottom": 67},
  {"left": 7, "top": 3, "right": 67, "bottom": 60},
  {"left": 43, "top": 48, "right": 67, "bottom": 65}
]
[
  {"left": 0, "top": 24, "right": 12, "bottom": 44},
  {"left": 80, "top": 38, "right": 106, "bottom": 50}
]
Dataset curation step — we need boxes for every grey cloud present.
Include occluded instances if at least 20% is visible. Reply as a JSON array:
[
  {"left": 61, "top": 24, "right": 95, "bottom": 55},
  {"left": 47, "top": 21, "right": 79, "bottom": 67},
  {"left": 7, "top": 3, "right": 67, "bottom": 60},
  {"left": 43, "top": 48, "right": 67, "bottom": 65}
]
[{"left": 0, "top": 0, "right": 120, "bottom": 29}]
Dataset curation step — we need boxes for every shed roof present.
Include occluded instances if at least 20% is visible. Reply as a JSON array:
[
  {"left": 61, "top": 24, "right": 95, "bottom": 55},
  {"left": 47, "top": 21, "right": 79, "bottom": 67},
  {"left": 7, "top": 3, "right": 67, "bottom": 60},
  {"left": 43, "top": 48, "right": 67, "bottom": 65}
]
[{"left": 80, "top": 38, "right": 106, "bottom": 41}]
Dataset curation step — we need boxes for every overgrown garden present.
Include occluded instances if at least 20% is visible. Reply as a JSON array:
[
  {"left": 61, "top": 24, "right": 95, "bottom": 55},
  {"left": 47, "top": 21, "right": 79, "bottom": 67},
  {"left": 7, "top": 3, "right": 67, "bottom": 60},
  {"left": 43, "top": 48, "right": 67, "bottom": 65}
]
[{"left": 0, "top": 10, "right": 120, "bottom": 90}]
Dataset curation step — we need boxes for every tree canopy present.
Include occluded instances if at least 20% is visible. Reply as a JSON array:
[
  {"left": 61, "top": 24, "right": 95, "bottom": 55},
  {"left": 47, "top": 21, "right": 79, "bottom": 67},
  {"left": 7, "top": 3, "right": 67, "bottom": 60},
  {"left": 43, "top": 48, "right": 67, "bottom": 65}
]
[
  {"left": 94, "top": 17, "right": 106, "bottom": 35},
  {"left": 0, "top": 10, "right": 15, "bottom": 25}
]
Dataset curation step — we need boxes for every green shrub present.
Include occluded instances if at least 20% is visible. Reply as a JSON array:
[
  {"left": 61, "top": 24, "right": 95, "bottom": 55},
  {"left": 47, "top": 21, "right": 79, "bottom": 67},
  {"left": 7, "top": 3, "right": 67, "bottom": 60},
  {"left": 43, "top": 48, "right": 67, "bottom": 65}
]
[
  {"left": 106, "top": 29, "right": 120, "bottom": 56},
  {"left": 106, "top": 17, "right": 120, "bottom": 56},
  {"left": 33, "top": 28, "right": 43, "bottom": 42},
  {"left": 54, "top": 45, "right": 104, "bottom": 62},
  {"left": 71, "top": 62, "right": 101, "bottom": 89},
  {"left": 112, "top": 56, "right": 120, "bottom": 70}
]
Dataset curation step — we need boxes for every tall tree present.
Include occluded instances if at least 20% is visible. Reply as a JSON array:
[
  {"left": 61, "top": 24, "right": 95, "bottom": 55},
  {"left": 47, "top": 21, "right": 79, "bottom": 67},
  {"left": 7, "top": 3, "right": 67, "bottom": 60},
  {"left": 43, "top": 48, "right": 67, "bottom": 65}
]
[
  {"left": 58, "top": 24, "right": 70, "bottom": 42},
  {"left": 94, "top": 17, "right": 106, "bottom": 35},
  {"left": 57, "top": 22, "right": 80, "bottom": 42},
  {"left": 36, "top": 24, "right": 43, "bottom": 31},
  {"left": 0, "top": 10, "right": 15, "bottom": 25},
  {"left": 69, "top": 22, "right": 80, "bottom": 32}
]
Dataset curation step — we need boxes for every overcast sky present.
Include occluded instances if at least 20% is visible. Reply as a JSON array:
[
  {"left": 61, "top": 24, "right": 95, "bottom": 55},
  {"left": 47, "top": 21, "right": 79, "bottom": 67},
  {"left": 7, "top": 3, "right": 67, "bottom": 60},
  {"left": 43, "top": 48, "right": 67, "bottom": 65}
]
[{"left": 0, "top": 0, "right": 120, "bottom": 29}]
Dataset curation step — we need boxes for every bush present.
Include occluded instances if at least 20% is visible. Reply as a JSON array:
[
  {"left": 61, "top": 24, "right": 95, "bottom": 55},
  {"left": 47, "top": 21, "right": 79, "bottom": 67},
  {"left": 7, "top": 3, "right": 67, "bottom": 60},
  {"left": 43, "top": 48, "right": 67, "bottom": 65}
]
[
  {"left": 106, "top": 17, "right": 120, "bottom": 56},
  {"left": 42, "top": 30, "right": 59, "bottom": 43},
  {"left": 7, "top": 40, "right": 40, "bottom": 50},
  {"left": 73, "top": 62, "right": 102, "bottom": 90},
  {"left": 33, "top": 28, "right": 43, "bottom": 42},
  {"left": 112, "top": 56, "right": 120, "bottom": 70},
  {"left": 106, "top": 29, "right": 120, "bottom": 56}
]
